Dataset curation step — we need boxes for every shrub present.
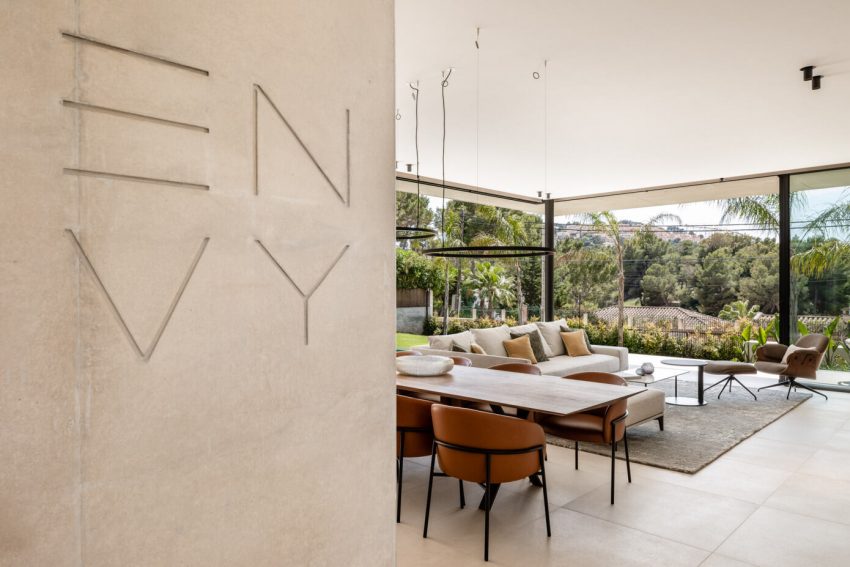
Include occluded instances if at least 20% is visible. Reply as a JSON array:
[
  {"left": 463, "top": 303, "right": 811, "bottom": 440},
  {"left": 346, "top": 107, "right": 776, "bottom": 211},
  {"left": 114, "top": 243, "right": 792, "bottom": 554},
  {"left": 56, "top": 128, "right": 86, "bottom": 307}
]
[{"left": 425, "top": 316, "right": 518, "bottom": 336}]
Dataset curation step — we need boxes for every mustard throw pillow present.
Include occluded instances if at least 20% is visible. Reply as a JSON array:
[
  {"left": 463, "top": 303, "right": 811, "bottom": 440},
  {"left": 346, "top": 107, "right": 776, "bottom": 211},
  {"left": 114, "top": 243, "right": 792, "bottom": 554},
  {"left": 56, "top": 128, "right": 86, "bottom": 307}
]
[
  {"left": 503, "top": 335, "right": 538, "bottom": 363},
  {"left": 560, "top": 331, "right": 592, "bottom": 356}
]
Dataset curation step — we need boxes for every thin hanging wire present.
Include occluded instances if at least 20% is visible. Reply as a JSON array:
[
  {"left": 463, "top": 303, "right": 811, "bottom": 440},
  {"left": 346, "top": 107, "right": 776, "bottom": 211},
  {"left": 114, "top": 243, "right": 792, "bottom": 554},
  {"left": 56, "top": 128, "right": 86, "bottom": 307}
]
[
  {"left": 410, "top": 81, "right": 422, "bottom": 226},
  {"left": 543, "top": 60, "right": 548, "bottom": 199},
  {"left": 441, "top": 68, "right": 453, "bottom": 247},
  {"left": 475, "top": 27, "right": 480, "bottom": 190}
]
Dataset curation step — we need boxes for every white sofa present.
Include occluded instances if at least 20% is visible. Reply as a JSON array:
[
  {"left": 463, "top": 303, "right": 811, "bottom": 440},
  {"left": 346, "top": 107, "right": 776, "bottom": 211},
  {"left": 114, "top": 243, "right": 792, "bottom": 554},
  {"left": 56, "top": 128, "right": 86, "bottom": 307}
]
[{"left": 413, "top": 319, "right": 628, "bottom": 376}]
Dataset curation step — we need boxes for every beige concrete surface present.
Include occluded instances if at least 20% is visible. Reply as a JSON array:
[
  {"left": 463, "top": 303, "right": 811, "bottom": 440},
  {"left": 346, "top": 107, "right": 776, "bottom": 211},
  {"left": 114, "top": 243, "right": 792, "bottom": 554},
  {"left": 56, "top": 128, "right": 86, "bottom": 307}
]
[{"left": 1, "top": 1, "right": 395, "bottom": 565}]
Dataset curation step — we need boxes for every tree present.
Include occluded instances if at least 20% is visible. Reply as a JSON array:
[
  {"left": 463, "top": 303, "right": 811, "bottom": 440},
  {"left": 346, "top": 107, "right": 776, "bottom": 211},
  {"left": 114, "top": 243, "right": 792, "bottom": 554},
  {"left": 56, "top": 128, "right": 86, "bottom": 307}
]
[
  {"left": 554, "top": 239, "right": 616, "bottom": 317},
  {"left": 469, "top": 262, "right": 516, "bottom": 316},
  {"left": 395, "top": 192, "right": 434, "bottom": 250},
  {"left": 641, "top": 262, "right": 681, "bottom": 306},
  {"left": 695, "top": 247, "right": 742, "bottom": 315},
  {"left": 575, "top": 212, "right": 680, "bottom": 346},
  {"left": 718, "top": 299, "right": 759, "bottom": 321}
]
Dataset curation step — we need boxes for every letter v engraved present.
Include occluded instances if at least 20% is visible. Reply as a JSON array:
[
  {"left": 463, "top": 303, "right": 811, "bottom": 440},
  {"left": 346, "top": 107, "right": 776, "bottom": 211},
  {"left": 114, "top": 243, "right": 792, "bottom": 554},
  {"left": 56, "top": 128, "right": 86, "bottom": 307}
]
[
  {"left": 66, "top": 230, "right": 209, "bottom": 360},
  {"left": 255, "top": 240, "right": 349, "bottom": 345},
  {"left": 253, "top": 83, "right": 350, "bottom": 206}
]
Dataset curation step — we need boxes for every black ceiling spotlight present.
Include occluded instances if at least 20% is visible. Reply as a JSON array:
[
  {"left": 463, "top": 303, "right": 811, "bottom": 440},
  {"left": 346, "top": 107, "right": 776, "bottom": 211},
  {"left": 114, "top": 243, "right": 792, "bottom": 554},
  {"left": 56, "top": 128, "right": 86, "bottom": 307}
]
[{"left": 801, "top": 65, "right": 822, "bottom": 90}]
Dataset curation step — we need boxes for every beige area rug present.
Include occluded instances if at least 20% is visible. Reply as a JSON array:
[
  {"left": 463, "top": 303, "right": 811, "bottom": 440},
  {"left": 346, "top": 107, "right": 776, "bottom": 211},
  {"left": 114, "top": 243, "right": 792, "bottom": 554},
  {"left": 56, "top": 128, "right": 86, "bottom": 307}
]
[{"left": 546, "top": 379, "right": 811, "bottom": 473}]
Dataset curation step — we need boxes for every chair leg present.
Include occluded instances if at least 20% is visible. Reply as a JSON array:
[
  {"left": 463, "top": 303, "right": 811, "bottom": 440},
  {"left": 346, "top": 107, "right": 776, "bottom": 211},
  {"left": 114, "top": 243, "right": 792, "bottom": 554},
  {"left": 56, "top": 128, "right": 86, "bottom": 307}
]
[
  {"left": 397, "top": 432, "right": 406, "bottom": 523},
  {"left": 538, "top": 449, "right": 551, "bottom": 538},
  {"left": 758, "top": 379, "right": 791, "bottom": 392},
  {"left": 624, "top": 431, "right": 632, "bottom": 483},
  {"left": 610, "top": 439, "right": 616, "bottom": 505},
  {"left": 657, "top": 415, "right": 664, "bottom": 431},
  {"left": 575, "top": 441, "right": 579, "bottom": 470},
  {"left": 458, "top": 479, "right": 465, "bottom": 509},
  {"left": 730, "top": 376, "right": 758, "bottom": 400},
  {"left": 484, "top": 454, "right": 491, "bottom": 562},
  {"left": 423, "top": 443, "right": 436, "bottom": 538},
  {"left": 790, "top": 379, "right": 829, "bottom": 400},
  {"left": 704, "top": 375, "right": 729, "bottom": 393}
]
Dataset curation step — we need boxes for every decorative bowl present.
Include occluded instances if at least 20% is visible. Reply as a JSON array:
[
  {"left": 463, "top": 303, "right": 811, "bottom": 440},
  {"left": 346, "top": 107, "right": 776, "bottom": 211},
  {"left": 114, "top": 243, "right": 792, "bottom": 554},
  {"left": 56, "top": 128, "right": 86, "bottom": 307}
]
[
  {"left": 641, "top": 362, "right": 655, "bottom": 375},
  {"left": 634, "top": 367, "right": 645, "bottom": 376},
  {"left": 396, "top": 355, "right": 454, "bottom": 377}
]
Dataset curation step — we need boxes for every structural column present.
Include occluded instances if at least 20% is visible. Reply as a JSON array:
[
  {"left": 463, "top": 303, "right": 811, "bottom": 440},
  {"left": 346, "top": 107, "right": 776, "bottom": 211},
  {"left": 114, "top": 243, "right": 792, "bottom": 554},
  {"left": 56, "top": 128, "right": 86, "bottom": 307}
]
[
  {"left": 543, "top": 199, "right": 555, "bottom": 321},
  {"left": 778, "top": 174, "right": 792, "bottom": 345}
]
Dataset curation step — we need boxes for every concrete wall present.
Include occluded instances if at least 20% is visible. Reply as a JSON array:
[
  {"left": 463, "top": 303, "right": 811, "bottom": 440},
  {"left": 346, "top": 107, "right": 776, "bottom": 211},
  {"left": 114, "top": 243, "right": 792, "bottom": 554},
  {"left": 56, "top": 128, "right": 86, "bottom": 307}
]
[{"left": 0, "top": 1, "right": 395, "bottom": 565}]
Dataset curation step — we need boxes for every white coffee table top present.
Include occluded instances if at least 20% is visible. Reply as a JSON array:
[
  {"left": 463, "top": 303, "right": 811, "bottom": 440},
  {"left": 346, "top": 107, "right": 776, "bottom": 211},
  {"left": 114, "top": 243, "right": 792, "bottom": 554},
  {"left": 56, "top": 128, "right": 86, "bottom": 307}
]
[{"left": 615, "top": 366, "right": 688, "bottom": 385}]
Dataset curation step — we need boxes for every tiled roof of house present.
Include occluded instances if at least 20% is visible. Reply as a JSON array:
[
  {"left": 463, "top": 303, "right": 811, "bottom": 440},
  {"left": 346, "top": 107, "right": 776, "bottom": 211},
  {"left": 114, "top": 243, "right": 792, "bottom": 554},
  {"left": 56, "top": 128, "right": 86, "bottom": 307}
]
[{"left": 592, "top": 306, "right": 727, "bottom": 329}]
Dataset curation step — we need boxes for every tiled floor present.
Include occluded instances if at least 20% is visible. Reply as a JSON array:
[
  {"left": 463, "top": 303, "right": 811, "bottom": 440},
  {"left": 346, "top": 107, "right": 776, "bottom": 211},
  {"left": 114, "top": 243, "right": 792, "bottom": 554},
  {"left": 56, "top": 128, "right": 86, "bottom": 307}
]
[{"left": 396, "top": 369, "right": 850, "bottom": 566}]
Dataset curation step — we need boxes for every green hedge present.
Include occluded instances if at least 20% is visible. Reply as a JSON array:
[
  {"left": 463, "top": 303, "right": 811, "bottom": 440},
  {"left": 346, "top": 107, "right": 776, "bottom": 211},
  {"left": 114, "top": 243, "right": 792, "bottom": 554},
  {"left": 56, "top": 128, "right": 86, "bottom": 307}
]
[{"left": 567, "top": 319, "right": 742, "bottom": 361}]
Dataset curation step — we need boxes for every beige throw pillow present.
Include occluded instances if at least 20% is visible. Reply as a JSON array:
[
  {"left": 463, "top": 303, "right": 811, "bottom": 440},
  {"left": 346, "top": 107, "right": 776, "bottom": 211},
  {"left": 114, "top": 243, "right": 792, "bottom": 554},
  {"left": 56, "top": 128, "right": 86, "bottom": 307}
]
[
  {"left": 470, "top": 343, "right": 486, "bottom": 354},
  {"left": 560, "top": 331, "right": 592, "bottom": 357},
  {"left": 470, "top": 326, "right": 512, "bottom": 357},
  {"left": 503, "top": 335, "right": 538, "bottom": 363}
]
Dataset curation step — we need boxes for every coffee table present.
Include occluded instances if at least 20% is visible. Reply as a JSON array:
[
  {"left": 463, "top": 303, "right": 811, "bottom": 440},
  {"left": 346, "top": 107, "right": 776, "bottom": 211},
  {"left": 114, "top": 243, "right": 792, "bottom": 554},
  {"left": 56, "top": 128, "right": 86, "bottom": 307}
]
[
  {"left": 615, "top": 367, "right": 688, "bottom": 388},
  {"left": 660, "top": 358, "right": 709, "bottom": 406}
]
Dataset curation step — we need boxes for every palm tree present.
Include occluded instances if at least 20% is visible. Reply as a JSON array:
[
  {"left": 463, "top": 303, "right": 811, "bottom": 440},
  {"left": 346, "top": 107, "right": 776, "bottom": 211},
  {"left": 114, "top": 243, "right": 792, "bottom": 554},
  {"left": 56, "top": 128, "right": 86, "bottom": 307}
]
[
  {"left": 576, "top": 212, "right": 681, "bottom": 346},
  {"left": 718, "top": 299, "right": 760, "bottom": 322},
  {"left": 470, "top": 262, "right": 516, "bottom": 317},
  {"left": 718, "top": 192, "right": 850, "bottom": 278},
  {"left": 470, "top": 206, "right": 533, "bottom": 319}
]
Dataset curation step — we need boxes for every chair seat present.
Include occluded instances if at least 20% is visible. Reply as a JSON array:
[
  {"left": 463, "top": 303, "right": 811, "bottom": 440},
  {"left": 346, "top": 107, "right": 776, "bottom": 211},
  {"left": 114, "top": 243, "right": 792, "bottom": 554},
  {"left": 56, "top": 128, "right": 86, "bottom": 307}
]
[
  {"left": 540, "top": 412, "right": 605, "bottom": 443},
  {"left": 755, "top": 361, "right": 789, "bottom": 375},
  {"left": 705, "top": 361, "right": 757, "bottom": 375}
]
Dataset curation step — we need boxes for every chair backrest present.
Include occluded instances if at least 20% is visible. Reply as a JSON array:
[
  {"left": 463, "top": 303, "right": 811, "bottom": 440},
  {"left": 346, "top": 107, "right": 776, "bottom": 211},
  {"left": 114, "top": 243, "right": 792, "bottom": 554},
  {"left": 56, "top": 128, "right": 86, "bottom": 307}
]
[
  {"left": 430, "top": 405, "right": 545, "bottom": 484},
  {"left": 396, "top": 395, "right": 434, "bottom": 458},
  {"left": 451, "top": 356, "right": 473, "bottom": 367},
  {"left": 796, "top": 333, "right": 828, "bottom": 353},
  {"left": 563, "top": 372, "right": 628, "bottom": 442},
  {"left": 396, "top": 350, "right": 422, "bottom": 357},
  {"left": 489, "top": 362, "right": 542, "bottom": 375}
]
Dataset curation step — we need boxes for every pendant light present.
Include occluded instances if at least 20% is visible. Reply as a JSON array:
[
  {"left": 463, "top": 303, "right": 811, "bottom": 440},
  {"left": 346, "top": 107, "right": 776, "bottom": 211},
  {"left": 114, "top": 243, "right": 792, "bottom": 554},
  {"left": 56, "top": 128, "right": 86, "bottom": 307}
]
[
  {"left": 396, "top": 82, "right": 437, "bottom": 240},
  {"left": 425, "top": 31, "right": 554, "bottom": 259}
]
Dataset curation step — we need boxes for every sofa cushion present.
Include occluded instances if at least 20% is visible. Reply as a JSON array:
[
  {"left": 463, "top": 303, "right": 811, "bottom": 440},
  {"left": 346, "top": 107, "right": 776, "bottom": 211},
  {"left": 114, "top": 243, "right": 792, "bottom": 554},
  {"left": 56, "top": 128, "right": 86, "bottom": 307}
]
[
  {"left": 535, "top": 319, "right": 569, "bottom": 357},
  {"left": 509, "top": 323, "right": 554, "bottom": 357},
  {"left": 470, "top": 326, "right": 512, "bottom": 357},
  {"left": 503, "top": 334, "right": 537, "bottom": 363},
  {"left": 536, "top": 354, "right": 621, "bottom": 377},
  {"left": 510, "top": 330, "right": 549, "bottom": 362},
  {"left": 428, "top": 330, "right": 473, "bottom": 352}
]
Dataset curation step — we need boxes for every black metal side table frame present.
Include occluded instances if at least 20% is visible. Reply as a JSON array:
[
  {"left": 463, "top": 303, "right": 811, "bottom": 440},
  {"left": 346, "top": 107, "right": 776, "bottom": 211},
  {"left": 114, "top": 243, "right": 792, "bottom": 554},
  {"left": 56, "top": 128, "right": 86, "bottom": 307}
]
[{"left": 660, "top": 358, "right": 709, "bottom": 406}]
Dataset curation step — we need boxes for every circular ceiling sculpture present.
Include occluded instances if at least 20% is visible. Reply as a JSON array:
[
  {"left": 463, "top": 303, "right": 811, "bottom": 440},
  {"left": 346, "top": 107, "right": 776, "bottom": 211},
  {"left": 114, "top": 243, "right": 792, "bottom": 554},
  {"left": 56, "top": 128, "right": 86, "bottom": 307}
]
[{"left": 424, "top": 245, "right": 555, "bottom": 258}]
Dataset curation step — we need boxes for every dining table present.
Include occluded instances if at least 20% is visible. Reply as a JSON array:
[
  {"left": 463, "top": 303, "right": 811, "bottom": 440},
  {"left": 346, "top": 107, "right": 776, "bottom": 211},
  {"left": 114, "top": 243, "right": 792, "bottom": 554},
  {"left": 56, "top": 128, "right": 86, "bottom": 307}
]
[{"left": 396, "top": 364, "right": 641, "bottom": 509}]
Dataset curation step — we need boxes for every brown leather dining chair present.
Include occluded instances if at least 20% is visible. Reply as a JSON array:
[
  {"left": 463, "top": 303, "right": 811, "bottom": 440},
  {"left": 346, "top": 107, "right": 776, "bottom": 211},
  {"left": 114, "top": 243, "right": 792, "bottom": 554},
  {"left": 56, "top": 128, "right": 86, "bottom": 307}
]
[
  {"left": 396, "top": 350, "right": 422, "bottom": 357},
  {"left": 396, "top": 395, "right": 464, "bottom": 523},
  {"left": 425, "top": 405, "right": 550, "bottom": 562},
  {"left": 756, "top": 333, "right": 829, "bottom": 400},
  {"left": 537, "top": 372, "right": 631, "bottom": 505},
  {"left": 451, "top": 356, "right": 473, "bottom": 367}
]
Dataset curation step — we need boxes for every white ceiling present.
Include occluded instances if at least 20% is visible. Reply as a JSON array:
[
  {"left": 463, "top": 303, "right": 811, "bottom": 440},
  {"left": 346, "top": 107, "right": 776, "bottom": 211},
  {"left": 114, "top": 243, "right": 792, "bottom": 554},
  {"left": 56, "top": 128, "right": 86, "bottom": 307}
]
[{"left": 395, "top": 0, "right": 850, "bottom": 200}]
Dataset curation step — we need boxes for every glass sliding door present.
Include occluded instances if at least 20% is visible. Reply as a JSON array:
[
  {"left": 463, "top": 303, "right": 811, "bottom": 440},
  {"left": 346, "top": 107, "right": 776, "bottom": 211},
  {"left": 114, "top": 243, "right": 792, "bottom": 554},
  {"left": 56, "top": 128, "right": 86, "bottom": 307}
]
[{"left": 789, "top": 168, "right": 850, "bottom": 389}]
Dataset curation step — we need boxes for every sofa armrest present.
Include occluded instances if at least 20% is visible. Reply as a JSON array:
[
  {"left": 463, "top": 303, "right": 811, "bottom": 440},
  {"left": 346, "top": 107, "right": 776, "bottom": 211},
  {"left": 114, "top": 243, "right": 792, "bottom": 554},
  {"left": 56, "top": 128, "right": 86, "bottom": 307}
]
[
  {"left": 589, "top": 344, "right": 629, "bottom": 371},
  {"left": 411, "top": 348, "right": 530, "bottom": 368}
]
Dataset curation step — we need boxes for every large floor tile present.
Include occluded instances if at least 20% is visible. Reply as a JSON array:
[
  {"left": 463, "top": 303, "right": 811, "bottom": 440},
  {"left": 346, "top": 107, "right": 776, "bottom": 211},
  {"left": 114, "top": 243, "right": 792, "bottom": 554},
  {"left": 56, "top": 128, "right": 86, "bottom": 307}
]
[
  {"left": 797, "top": 448, "right": 850, "bottom": 481},
  {"left": 721, "top": 436, "right": 817, "bottom": 472},
  {"left": 716, "top": 507, "right": 850, "bottom": 567},
  {"left": 636, "top": 457, "right": 791, "bottom": 505},
  {"left": 764, "top": 473, "right": 850, "bottom": 526},
  {"left": 493, "top": 508, "right": 709, "bottom": 567},
  {"left": 700, "top": 554, "right": 756, "bottom": 567},
  {"left": 565, "top": 477, "right": 757, "bottom": 551},
  {"left": 753, "top": 411, "right": 845, "bottom": 447}
]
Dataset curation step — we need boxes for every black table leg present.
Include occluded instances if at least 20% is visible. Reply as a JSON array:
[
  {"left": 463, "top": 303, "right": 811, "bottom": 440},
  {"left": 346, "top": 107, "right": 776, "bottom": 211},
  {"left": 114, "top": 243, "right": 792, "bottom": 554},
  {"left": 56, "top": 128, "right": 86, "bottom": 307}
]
[{"left": 697, "top": 365, "right": 705, "bottom": 405}]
